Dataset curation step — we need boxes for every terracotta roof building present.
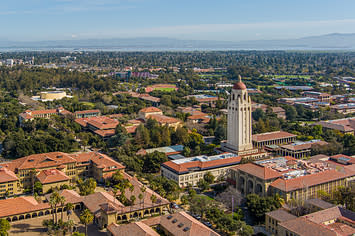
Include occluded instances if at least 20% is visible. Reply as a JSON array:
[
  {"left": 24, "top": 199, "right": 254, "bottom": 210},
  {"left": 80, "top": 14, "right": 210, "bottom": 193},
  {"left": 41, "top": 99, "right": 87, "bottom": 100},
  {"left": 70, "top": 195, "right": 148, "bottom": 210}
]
[
  {"left": 315, "top": 117, "right": 355, "bottom": 135},
  {"left": 138, "top": 107, "right": 182, "bottom": 129},
  {"left": 265, "top": 209, "right": 297, "bottom": 235},
  {"left": 108, "top": 211, "right": 220, "bottom": 236},
  {"left": 273, "top": 206, "right": 355, "bottom": 236},
  {"left": 252, "top": 131, "right": 297, "bottom": 149},
  {"left": 84, "top": 172, "right": 170, "bottom": 229},
  {"left": 19, "top": 107, "right": 71, "bottom": 123},
  {"left": 0, "top": 166, "right": 20, "bottom": 197},
  {"left": 0, "top": 151, "right": 125, "bottom": 196},
  {"left": 75, "top": 116, "right": 119, "bottom": 138},
  {"left": 36, "top": 169, "right": 70, "bottom": 192},
  {"left": 0, "top": 190, "right": 82, "bottom": 222},
  {"left": 279, "top": 140, "right": 328, "bottom": 159},
  {"left": 229, "top": 156, "right": 355, "bottom": 202},
  {"left": 162, "top": 153, "right": 241, "bottom": 187},
  {"left": 108, "top": 222, "right": 159, "bottom": 236}
]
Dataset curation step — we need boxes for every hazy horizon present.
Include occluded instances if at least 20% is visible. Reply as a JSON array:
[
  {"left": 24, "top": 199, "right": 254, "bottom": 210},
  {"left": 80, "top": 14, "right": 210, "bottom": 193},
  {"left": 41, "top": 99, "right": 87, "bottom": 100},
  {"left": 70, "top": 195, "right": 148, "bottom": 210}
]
[{"left": 1, "top": 0, "right": 355, "bottom": 42}]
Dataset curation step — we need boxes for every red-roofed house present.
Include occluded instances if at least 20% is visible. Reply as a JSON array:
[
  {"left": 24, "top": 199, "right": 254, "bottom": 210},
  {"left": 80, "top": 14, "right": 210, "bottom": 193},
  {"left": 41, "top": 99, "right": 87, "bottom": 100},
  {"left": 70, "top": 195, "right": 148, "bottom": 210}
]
[
  {"left": 36, "top": 169, "right": 70, "bottom": 193},
  {"left": 0, "top": 166, "right": 19, "bottom": 197},
  {"left": 75, "top": 116, "right": 119, "bottom": 138},
  {"left": 252, "top": 131, "right": 297, "bottom": 149},
  {"left": 19, "top": 107, "right": 71, "bottom": 123},
  {"left": 229, "top": 157, "right": 355, "bottom": 202},
  {"left": 138, "top": 107, "right": 182, "bottom": 129},
  {"left": 108, "top": 211, "right": 220, "bottom": 236},
  {"left": 0, "top": 151, "right": 125, "bottom": 196}
]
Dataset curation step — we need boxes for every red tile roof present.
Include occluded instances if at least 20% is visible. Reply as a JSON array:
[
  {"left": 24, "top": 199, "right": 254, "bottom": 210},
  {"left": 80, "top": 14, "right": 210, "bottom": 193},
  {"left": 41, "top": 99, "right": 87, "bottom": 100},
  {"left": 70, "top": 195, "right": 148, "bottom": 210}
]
[
  {"left": 86, "top": 116, "right": 119, "bottom": 130},
  {"left": 0, "top": 196, "right": 50, "bottom": 218},
  {"left": 108, "top": 222, "right": 160, "bottom": 236},
  {"left": 231, "top": 163, "right": 282, "bottom": 180},
  {"left": 125, "top": 125, "right": 138, "bottom": 134},
  {"left": 233, "top": 81, "right": 247, "bottom": 90},
  {"left": 163, "top": 155, "right": 241, "bottom": 174},
  {"left": 0, "top": 166, "right": 19, "bottom": 183},
  {"left": 0, "top": 152, "right": 76, "bottom": 171},
  {"left": 303, "top": 206, "right": 355, "bottom": 225},
  {"left": 140, "top": 107, "right": 162, "bottom": 113},
  {"left": 252, "top": 131, "right": 296, "bottom": 142},
  {"left": 269, "top": 169, "right": 349, "bottom": 192},
  {"left": 279, "top": 217, "right": 336, "bottom": 236},
  {"left": 147, "top": 114, "right": 181, "bottom": 125},
  {"left": 160, "top": 211, "right": 220, "bottom": 236},
  {"left": 71, "top": 152, "right": 124, "bottom": 172},
  {"left": 36, "top": 169, "right": 70, "bottom": 184},
  {"left": 94, "top": 129, "right": 116, "bottom": 137}
]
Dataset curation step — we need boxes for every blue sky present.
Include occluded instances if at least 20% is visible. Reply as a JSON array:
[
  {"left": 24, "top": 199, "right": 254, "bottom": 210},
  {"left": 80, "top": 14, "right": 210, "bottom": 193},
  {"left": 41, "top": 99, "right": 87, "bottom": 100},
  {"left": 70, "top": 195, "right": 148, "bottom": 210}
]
[{"left": 1, "top": 0, "right": 355, "bottom": 41}]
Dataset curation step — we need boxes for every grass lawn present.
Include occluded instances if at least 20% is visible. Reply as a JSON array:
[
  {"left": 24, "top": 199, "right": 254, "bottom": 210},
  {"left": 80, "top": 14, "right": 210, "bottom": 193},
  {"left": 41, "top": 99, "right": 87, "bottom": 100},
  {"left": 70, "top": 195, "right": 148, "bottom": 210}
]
[
  {"left": 154, "top": 87, "right": 176, "bottom": 92},
  {"left": 199, "top": 193, "right": 214, "bottom": 201},
  {"left": 264, "top": 75, "right": 311, "bottom": 79},
  {"left": 80, "top": 101, "right": 95, "bottom": 108}
]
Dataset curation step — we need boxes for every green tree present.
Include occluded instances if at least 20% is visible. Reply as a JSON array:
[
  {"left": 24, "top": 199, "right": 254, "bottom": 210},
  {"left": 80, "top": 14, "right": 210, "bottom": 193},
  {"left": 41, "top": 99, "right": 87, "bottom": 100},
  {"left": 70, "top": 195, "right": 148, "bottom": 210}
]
[
  {"left": 79, "top": 209, "right": 94, "bottom": 236},
  {"left": 65, "top": 203, "right": 74, "bottom": 221},
  {"left": 143, "top": 151, "right": 168, "bottom": 173},
  {"left": 203, "top": 172, "right": 215, "bottom": 184},
  {"left": 0, "top": 219, "right": 10, "bottom": 236},
  {"left": 285, "top": 106, "right": 297, "bottom": 121},
  {"left": 197, "top": 179, "right": 209, "bottom": 192},
  {"left": 77, "top": 178, "right": 97, "bottom": 196},
  {"left": 214, "top": 124, "right": 226, "bottom": 144},
  {"left": 72, "top": 232, "right": 85, "bottom": 236},
  {"left": 33, "top": 181, "right": 43, "bottom": 195}
]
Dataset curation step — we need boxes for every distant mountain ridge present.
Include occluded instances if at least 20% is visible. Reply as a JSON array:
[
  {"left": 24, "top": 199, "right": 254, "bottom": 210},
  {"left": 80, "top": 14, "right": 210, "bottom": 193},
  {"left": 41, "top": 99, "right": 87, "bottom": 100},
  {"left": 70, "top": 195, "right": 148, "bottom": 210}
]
[{"left": 1, "top": 33, "right": 355, "bottom": 50}]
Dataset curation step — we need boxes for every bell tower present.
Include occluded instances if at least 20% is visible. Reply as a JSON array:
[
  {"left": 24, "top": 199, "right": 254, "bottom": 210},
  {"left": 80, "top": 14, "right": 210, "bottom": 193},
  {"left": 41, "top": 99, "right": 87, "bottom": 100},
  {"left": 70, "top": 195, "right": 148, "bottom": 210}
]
[
  {"left": 226, "top": 75, "right": 253, "bottom": 151},
  {"left": 221, "top": 75, "right": 263, "bottom": 158}
]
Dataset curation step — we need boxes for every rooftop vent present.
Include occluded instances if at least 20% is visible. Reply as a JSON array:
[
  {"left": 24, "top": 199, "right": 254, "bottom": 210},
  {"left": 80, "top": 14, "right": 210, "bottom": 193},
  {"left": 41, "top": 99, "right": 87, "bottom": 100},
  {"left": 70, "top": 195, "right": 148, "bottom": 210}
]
[
  {"left": 172, "top": 219, "right": 177, "bottom": 223},
  {"left": 167, "top": 215, "right": 173, "bottom": 220},
  {"left": 28, "top": 159, "right": 34, "bottom": 162},
  {"left": 178, "top": 223, "right": 184, "bottom": 228},
  {"left": 183, "top": 227, "right": 190, "bottom": 232}
]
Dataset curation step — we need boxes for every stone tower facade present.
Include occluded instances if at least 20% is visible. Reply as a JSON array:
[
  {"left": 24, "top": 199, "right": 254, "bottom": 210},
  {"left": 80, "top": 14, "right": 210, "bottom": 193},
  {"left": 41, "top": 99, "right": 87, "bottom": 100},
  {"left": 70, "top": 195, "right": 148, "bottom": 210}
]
[
  {"left": 221, "top": 76, "right": 264, "bottom": 158},
  {"left": 226, "top": 75, "right": 253, "bottom": 152}
]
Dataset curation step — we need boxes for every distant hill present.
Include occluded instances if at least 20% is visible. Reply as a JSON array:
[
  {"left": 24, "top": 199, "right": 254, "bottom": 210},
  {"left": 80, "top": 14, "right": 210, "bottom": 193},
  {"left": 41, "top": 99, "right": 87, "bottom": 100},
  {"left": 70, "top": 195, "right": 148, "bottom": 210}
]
[{"left": 1, "top": 33, "right": 355, "bottom": 50}]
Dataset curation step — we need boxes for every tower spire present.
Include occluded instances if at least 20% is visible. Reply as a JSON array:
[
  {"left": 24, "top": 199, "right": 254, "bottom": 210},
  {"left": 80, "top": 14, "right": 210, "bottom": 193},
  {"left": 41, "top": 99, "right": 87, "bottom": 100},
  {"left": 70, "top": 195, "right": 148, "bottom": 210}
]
[{"left": 238, "top": 75, "right": 242, "bottom": 83}]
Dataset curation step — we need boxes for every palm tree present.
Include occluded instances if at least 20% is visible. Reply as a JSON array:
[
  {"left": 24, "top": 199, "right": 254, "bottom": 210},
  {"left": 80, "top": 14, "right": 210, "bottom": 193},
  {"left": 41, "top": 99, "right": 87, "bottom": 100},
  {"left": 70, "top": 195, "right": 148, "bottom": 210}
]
[
  {"left": 274, "top": 194, "right": 285, "bottom": 208},
  {"left": 79, "top": 209, "right": 93, "bottom": 236},
  {"left": 150, "top": 194, "right": 157, "bottom": 206},
  {"left": 49, "top": 191, "right": 63, "bottom": 225},
  {"left": 59, "top": 196, "right": 66, "bottom": 223},
  {"left": 138, "top": 193, "right": 143, "bottom": 209},
  {"left": 65, "top": 203, "right": 74, "bottom": 221},
  {"left": 130, "top": 195, "right": 136, "bottom": 212},
  {"left": 140, "top": 186, "right": 146, "bottom": 209},
  {"left": 49, "top": 193, "right": 58, "bottom": 224},
  {"left": 63, "top": 219, "right": 75, "bottom": 235},
  {"left": 30, "top": 168, "right": 38, "bottom": 195}
]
